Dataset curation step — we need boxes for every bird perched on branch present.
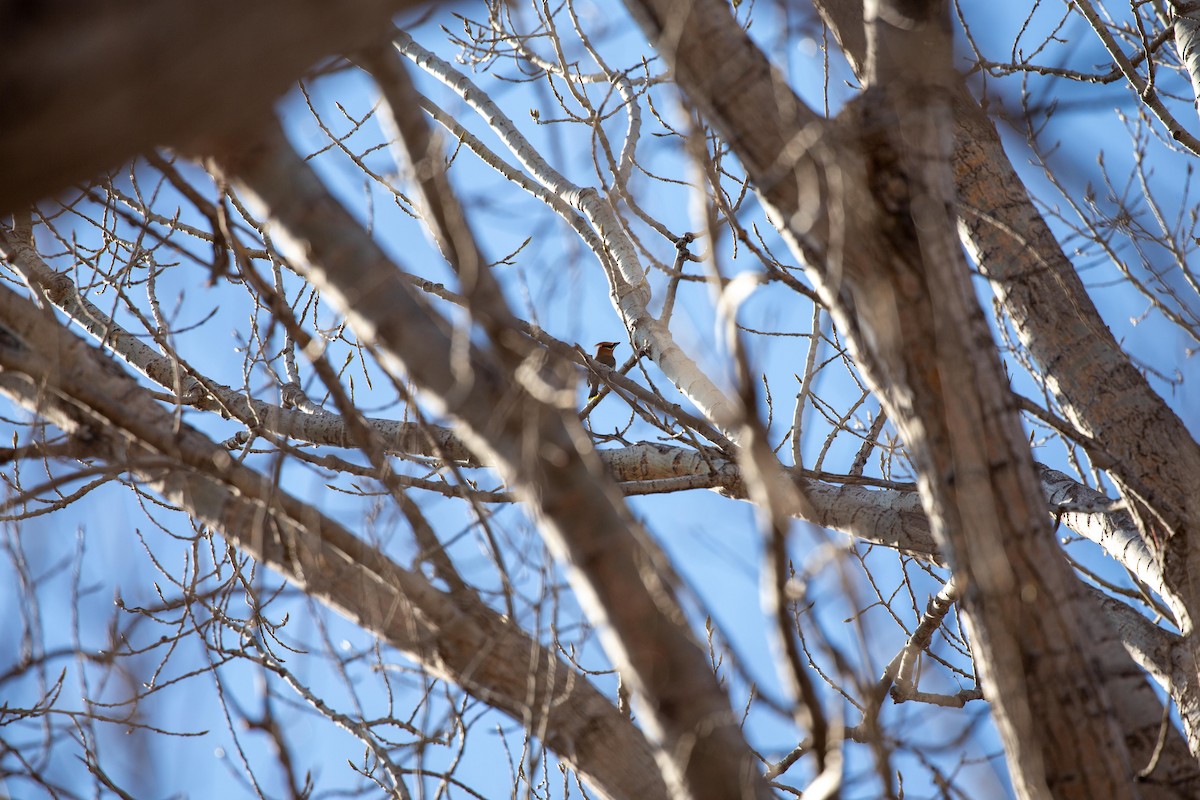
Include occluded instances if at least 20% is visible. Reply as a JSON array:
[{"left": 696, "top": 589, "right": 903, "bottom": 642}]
[{"left": 587, "top": 341, "right": 619, "bottom": 401}]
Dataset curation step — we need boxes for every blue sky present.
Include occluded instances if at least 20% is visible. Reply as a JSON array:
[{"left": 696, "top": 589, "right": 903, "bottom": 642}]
[{"left": 3, "top": 3, "right": 1198, "bottom": 799}]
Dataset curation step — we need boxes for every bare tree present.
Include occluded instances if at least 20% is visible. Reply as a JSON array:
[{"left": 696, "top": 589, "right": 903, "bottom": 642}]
[{"left": 2, "top": 1, "right": 1199, "bottom": 798}]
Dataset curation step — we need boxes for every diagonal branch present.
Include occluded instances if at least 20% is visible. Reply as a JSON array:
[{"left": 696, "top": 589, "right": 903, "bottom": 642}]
[
  {"left": 211, "top": 117, "right": 773, "bottom": 800},
  {"left": 0, "top": 280, "right": 666, "bottom": 800}
]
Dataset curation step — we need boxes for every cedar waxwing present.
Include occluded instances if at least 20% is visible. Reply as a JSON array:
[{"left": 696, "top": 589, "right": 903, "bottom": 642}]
[{"left": 587, "top": 341, "right": 620, "bottom": 400}]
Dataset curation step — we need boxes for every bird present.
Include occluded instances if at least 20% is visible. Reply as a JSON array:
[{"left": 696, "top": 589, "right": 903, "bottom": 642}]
[{"left": 587, "top": 341, "right": 620, "bottom": 400}]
